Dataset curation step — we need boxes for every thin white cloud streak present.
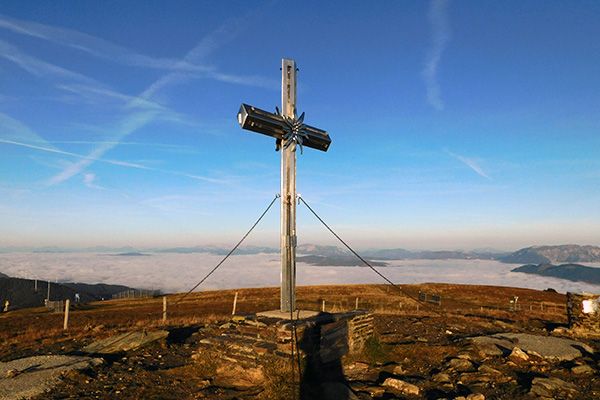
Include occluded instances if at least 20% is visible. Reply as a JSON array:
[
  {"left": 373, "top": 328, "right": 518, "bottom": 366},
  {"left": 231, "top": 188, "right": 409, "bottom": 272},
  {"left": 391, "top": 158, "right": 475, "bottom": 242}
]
[
  {"left": 0, "top": 112, "right": 56, "bottom": 148},
  {"left": 49, "top": 140, "right": 199, "bottom": 153},
  {"left": 0, "top": 13, "right": 211, "bottom": 73},
  {"left": 0, "top": 14, "right": 277, "bottom": 90},
  {"left": 0, "top": 41, "right": 188, "bottom": 123},
  {"left": 423, "top": 0, "right": 451, "bottom": 111},
  {"left": 1, "top": 15, "right": 272, "bottom": 186},
  {"left": 0, "top": 39, "right": 93, "bottom": 83},
  {"left": 0, "top": 138, "right": 226, "bottom": 184},
  {"left": 447, "top": 150, "right": 491, "bottom": 180},
  {"left": 46, "top": 18, "right": 256, "bottom": 186}
]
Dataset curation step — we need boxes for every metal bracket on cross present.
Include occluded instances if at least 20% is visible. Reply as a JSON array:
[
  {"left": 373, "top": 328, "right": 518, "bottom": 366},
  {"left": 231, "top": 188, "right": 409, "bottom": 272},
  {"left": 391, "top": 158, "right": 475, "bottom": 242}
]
[{"left": 275, "top": 107, "right": 308, "bottom": 153}]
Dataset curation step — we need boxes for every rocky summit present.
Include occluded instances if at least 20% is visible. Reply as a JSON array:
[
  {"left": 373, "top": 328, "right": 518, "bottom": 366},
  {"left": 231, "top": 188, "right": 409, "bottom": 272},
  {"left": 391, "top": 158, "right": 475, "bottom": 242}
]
[{"left": 0, "top": 283, "right": 599, "bottom": 399}]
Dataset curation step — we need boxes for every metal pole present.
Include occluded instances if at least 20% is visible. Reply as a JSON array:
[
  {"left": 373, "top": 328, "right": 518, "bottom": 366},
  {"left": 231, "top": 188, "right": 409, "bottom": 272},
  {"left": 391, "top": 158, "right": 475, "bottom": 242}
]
[{"left": 281, "top": 58, "right": 297, "bottom": 313}]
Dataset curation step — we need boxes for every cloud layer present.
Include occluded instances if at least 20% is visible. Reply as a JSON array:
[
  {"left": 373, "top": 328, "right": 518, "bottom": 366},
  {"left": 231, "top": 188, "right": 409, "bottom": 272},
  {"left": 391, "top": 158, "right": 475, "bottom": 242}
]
[{"left": 1, "top": 252, "right": 598, "bottom": 295}]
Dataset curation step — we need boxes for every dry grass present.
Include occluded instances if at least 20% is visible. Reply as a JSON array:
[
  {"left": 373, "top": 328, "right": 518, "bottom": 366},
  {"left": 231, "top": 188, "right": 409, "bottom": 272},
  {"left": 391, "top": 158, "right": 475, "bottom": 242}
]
[{"left": 0, "top": 283, "right": 569, "bottom": 361}]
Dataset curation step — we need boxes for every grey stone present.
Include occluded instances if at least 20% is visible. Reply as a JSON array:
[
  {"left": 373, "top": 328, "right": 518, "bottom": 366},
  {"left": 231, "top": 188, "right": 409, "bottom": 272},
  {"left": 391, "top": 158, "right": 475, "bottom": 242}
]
[
  {"left": 530, "top": 377, "right": 578, "bottom": 398},
  {"left": 509, "top": 347, "right": 529, "bottom": 361},
  {"left": 382, "top": 377, "right": 420, "bottom": 395},
  {"left": 392, "top": 364, "right": 406, "bottom": 375},
  {"left": 0, "top": 355, "right": 102, "bottom": 400},
  {"left": 432, "top": 372, "right": 451, "bottom": 383},
  {"left": 571, "top": 364, "right": 594, "bottom": 375},
  {"left": 82, "top": 330, "right": 169, "bottom": 354},
  {"left": 466, "top": 394, "right": 485, "bottom": 400},
  {"left": 350, "top": 383, "right": 385, "bottom": 397},
  {"left": 471, "top": 333, "right": 593, "bottom": 361},
  {"left": 477, "top": 365, "right": 501, "bottom": 375},
  {"left": 447, "top": 358, "right": 474, "bottom": 372}
]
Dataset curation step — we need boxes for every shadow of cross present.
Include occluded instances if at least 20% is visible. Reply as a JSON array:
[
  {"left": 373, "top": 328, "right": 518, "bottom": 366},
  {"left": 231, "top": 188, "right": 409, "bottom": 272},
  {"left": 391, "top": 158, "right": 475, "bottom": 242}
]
[
  {"left": 237, "top": 58, "right": 332, "bottom": 314},
  {"left": 298, "top": 312, "right": 351, "bottom": 400}
]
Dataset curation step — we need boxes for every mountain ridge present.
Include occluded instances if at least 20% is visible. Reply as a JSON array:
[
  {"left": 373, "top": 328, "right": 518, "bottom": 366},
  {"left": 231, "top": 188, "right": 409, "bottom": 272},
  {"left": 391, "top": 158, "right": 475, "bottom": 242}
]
[{"left": 500, "top": 245, "right": 600, "bottom": 264}]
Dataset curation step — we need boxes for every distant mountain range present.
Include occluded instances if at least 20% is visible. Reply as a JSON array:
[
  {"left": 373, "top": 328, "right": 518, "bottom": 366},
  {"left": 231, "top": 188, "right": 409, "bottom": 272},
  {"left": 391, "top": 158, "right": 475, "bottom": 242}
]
[
  {"left": 499, "top": 245, "right": 600, "bottom": 264},
  {"left": 0, "top": 275, "right": 139, "bottom": 310},
  {"left": 360, "top": 249, "right": 505, "bottom": 260},
  {"left": 2, "top": 244, "right": 600, "bottom": 265},
  {"left": 512, "top": 263, "right": 600, "bottom": 285},
  {"left": 296, "top": 255, "right": 387, "bottom": 267}
]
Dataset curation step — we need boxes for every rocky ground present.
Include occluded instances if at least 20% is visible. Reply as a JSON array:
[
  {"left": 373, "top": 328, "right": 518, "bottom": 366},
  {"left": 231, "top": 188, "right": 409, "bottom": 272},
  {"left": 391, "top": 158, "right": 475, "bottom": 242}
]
[{"left": 0, "top": 284, "right": 598, "bottom": 399}]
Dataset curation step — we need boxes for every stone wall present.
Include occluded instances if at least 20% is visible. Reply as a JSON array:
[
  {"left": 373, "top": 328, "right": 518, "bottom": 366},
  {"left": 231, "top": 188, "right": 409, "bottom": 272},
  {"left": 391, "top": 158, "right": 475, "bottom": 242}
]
[
  {"left": 197, "top": 310, "right": 374, "bottom": 366},
  {"left": 566, "top": 292, "right": 600, "bottom": 335}
]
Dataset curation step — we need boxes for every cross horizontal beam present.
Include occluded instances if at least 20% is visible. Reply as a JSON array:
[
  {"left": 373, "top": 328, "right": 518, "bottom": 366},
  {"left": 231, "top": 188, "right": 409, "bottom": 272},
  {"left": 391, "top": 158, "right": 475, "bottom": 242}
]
[{"left": 237, "top": 103, "right": 331, "bottom": 152}]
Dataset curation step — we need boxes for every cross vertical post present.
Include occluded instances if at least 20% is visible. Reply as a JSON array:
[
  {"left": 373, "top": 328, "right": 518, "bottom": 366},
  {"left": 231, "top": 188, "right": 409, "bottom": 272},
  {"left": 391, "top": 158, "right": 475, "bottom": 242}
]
[
  {"left": 237, "top": 58, "right": 331, "bottom": 315},
  {"left": 281, "top": 59, "right": 297, "bottom": 313}
]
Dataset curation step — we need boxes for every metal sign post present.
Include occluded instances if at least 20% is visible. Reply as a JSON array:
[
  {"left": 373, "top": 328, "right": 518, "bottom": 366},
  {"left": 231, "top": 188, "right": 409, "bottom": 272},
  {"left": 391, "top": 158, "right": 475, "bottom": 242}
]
[{"left": 237, "top": 59, "right": 331, "bottom": 312}]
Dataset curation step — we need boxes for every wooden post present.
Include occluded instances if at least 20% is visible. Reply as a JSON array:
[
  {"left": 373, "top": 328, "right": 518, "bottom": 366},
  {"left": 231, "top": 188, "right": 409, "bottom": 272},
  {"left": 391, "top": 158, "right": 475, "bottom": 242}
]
[
  {"left": 162, "top": 296, "right": 167, "bottom": 323},
  {"left": 321, "top": 299, "right": 325, "bottom": 312},
  {"left": 355, "top": 297, "right": 359, "bottom": 310},
  {"left": 47, "top": 280, "right": 50, "bottom": 302},
  {"left": 34, "top": 279, "right": 38, "bottom": 292},
  {"left": 232, "top": 292, "right": 238, "bottom": 315},
  {"left": 63, "top": 299, "right": 70, "bottom": 330}
]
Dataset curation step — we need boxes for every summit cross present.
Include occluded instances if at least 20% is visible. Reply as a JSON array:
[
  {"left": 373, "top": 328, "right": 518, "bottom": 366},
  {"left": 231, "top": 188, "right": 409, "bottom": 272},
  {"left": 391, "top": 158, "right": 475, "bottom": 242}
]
[{"left": 237, "top": 58, "right": 331, "bottom": 313}]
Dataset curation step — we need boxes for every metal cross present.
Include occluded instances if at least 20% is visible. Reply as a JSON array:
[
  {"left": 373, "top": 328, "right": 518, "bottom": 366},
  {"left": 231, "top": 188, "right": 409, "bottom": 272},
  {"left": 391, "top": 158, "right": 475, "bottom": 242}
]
[{"left": 237, "top": 58, "right": 331, "bottom": 312}]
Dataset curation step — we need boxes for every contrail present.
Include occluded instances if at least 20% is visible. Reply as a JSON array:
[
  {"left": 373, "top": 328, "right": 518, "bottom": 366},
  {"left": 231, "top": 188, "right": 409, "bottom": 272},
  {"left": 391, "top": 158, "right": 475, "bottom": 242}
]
[
  {"left": 447, "top": 150, "right": 491, "bottom": 180},
  {"left": 423, "top": 0, "right": 451, "bottom": 111}
]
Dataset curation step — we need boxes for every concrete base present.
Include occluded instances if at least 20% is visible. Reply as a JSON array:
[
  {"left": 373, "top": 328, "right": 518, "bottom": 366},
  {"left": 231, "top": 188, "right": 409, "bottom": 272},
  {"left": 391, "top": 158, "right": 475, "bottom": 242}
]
[{"left": 256, "top": 309, "right": 319, "bottom": 320}]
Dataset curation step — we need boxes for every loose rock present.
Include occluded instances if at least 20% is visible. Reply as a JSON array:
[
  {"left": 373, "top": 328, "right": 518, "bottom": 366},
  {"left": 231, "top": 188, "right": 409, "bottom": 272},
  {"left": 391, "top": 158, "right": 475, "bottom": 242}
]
[
  {"left": 509, "top": 347, "right": 529, "bottom": 362},
  {"left": 530, "top": 377, "right": 578, "bottom": 398},
  {"left": 382, "top": 377, "right": 420, "bottom": 396},
  {"left": 447, "top": 358, "right": 474, "bottom": 372},
  {"left": 571, "top": 364, "right": 594, "bottom": 375}
]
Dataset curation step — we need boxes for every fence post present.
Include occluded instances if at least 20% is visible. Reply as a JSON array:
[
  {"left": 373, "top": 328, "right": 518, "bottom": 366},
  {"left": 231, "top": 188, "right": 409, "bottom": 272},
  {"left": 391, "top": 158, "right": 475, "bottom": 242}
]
[
  {"left": 322, "top": 300, "right": 325, "bottom": 312},
  {"left": 232, "top": 292, "right": 238, "bottom": 316},
  {"left": 355, "top": 297, "right": 359, "bottom": 310},
  {"left": 63, "top": 299, "right": 70, "bottom": 330},
  {"left": 162, "top": 296, "right": 167, "bottom": 323}
]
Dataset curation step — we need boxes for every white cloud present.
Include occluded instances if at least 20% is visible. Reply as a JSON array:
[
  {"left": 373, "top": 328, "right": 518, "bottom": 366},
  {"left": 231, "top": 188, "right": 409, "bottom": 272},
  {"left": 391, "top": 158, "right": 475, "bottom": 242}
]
[
  {"left": 423, "top": 0, "right": 451, "bottom": 111},
  {"left": 83, "top": 173, "right": 103, "bottom": 189}
]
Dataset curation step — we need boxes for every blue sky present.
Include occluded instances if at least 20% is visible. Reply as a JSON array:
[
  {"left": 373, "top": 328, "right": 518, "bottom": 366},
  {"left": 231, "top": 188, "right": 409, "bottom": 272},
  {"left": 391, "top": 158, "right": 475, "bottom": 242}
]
[{"left": 0, "top": 1, "right": 599, "bottom": 250}]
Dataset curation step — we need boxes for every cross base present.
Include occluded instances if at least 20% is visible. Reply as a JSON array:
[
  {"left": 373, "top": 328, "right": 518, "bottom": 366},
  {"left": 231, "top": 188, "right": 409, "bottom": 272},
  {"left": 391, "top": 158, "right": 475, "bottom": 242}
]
[{"left": 256, "top": 309, "right": 320, "bottom": 320}]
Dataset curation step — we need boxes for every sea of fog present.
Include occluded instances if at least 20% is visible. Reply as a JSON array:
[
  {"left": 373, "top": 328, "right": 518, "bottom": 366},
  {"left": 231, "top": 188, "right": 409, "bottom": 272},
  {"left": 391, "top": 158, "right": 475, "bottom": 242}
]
[{"left": 1, "top": 253, "right": 599, "bottom": 295}]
